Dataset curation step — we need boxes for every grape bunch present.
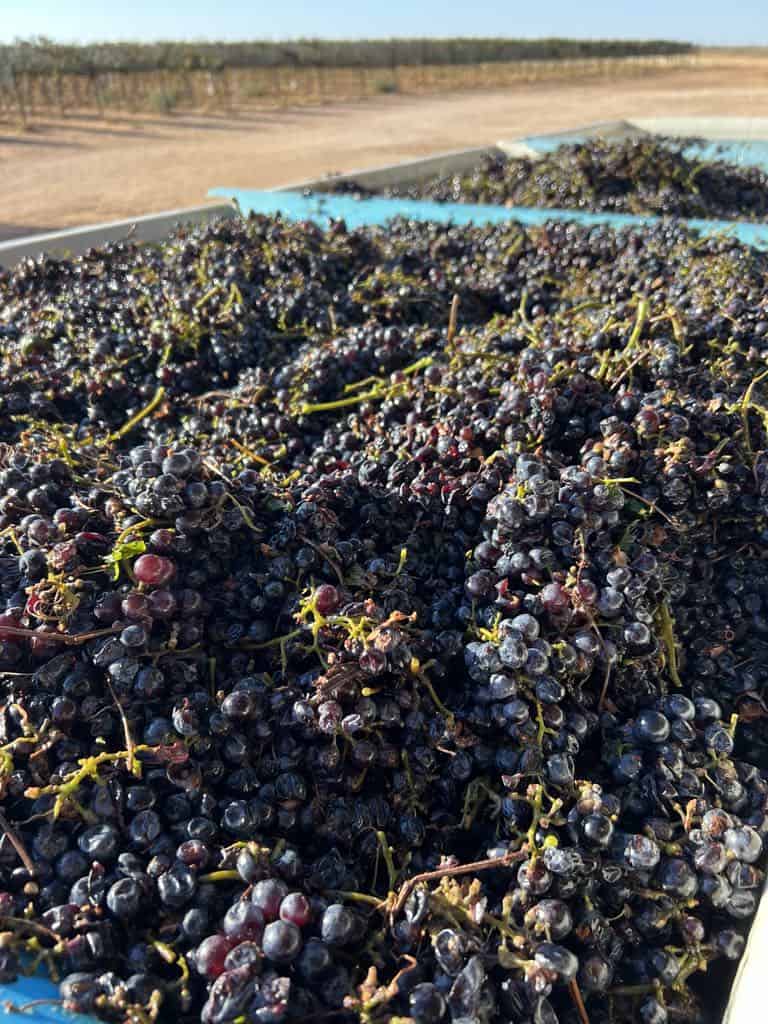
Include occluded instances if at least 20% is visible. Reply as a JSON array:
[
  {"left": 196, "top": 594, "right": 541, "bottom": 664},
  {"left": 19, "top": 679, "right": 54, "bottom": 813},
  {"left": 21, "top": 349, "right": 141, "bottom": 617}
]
[{"left": 0, "top": 210, "right": 768, "bottom": 1024}]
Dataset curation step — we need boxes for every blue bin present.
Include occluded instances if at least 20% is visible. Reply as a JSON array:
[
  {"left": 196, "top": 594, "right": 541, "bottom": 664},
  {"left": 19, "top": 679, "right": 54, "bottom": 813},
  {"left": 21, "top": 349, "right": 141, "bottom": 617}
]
[
  {"left": 208, "top": 187, "right": 768, "bottom": 248},
  {"left": 523, "top": 131, "right": 768, "bottom": 171},
  {"left": 0, "top": 972, "right": 94, "bottom": 1022}
]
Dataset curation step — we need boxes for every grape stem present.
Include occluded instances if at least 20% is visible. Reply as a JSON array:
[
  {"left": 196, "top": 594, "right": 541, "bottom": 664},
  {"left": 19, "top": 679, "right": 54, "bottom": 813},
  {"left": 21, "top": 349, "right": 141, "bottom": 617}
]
[
  {"left": 105, "top": 678, "right": 136, "bottom": 776},
  {"left": 389, "top": 846, "right": 528, "bottom": 923},
  {"left": 569, "top": 978, "right": 592, "bottom": 1024},
  {"left": 0, "top": 809, "right": 36, "bottom": 877},
  {"left": 0, "top": 916, "right": 60, "bottom": 944},
  {"left": 198, "top": 869, "right": 241, "bottom": 883},
  {"left": 657, "top": 600, "right": 683, "bottom": 688},
  {"left": 108, "top": 386, "right": 166, "bottom": 441},
  {"left": 447, "top": 293, "right": 460, "bottom": 344},
  {"left": 0, "top": 623, "right": 123, "bottom": 646},
  {"left": 299, "top": 535, "right": 345, "bottom": 584}
]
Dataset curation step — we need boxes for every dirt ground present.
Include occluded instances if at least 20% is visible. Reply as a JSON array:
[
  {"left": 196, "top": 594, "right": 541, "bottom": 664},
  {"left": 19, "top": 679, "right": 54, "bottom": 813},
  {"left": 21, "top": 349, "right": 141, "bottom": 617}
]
[{"left": 4, "top": 58, "right": 768, "bottom": 241}]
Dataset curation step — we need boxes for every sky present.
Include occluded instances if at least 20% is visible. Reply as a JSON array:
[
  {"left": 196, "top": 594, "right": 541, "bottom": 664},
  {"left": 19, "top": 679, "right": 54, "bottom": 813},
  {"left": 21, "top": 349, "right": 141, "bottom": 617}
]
[{"left": 0, "top": 0, "right": 765, "bottom": 47}]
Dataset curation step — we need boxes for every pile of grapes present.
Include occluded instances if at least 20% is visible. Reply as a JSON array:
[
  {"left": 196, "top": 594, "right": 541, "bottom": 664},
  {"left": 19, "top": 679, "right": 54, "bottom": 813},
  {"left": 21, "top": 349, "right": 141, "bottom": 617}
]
[
  {"left": 1, "top": 211, "right": 768, "bottom": 1024},
  {"left": 331, "top": 137, "right": 768, "bottom": 220}
]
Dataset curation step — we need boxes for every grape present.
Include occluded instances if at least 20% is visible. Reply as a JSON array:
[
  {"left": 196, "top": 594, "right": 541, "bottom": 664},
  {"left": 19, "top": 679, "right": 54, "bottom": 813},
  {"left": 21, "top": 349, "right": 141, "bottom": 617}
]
[
  {"left": 222, "top": 901, "right": 264, "bottom": 943},
  {"left": 724, "top": 826, "right": 763, "bottom": 863},
  {"left": 625, "top": 835, "right": 661, "bottom": 871},
  {"left": 223, "top": 941, "right": 262, "bottom": 971},
  {"left": 321, "top": 905, "right": 360, "bottom": 947},
  {"left": 701, "top": 808, "right": 733, "bottom": 840},
  {"left": 195, "top": 935, "right": 234, "bottom": 980},
  {"left": 634, "top": 710, "right": 670, "bottom": 744},
  {"left": 409, "top": 982, "right": 446, "bottom": 1023},
  {"left": 579, "top": 955, "right": 612, "bottom": 992},
  {"left": 262, "top": 920, "right": 303, "bottom": 962},
  {"left": 716, "top": 929, "right": 746, "bottom": 960},
  {"left": 581, "top": 814, "right": 614, "bottom": 848},
  {"left": 133, "top": 554, "right": 175, "bottom": 586},
  {"left": 534, "top": 942, "right": 579, "bottom": 981},
  {"left": 314, "top": 584, "right": 341, "bottom": 615},
  {"left": 658, "top": 859, "right": 698, "bottom": 899},
  {"left": 106, "top": 878, "right": 142, "bottom": 919},
  {"left": 279, "top": 892, "right": 312, "bottom": 928},
  {"left": 639, "top": 996, "right": 668, "bottom": 1024},
  {"left": 525, "top": 899, "right": 573, "bottom": 940},
  {"left": 297, "top": 939, "right": 332, "bottom": 980},
  {"left": 251, "top": 879, "right": 288, "bottom": 921}
]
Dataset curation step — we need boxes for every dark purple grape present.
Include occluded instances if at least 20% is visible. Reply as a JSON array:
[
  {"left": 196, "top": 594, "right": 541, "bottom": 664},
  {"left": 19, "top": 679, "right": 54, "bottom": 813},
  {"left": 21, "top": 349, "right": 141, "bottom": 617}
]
[
  {"left": 250, "top": 879, "right": 288, "bottom": 922},
  {"left": 639, "top": 996, "right": 668, "bottom": 1024},
  {"left": 634, "top": 710, "right": 670, "bottom": 744},
  {"left": 534, "top": 942, "right": 578, "bottom": 981},
  {"left": 715, "top": 929, "right": 746, "bottom": 960},
  {"left": 262, "top": 920, "right": 302, "bottom": 962},
  {"left": 579, "top": 955, "right": 612, "bottom": 992},
  {"left": 222, "top": 901, "right": 264, "bottom": 943},
  {"left": 409, "top": 981, "right": 446, "bottom": 1023},
  {"left": 525, "top": 899, "right": 573, "bottom": 940},
  {"left": 658, "top": 859, "right": 698, "bottom": 899},
  {"left": 724, "top": 826, "right": 762, "bottom": 863},
  {"left": 106, "top": 878, "right": 143, "bottom": 919}
]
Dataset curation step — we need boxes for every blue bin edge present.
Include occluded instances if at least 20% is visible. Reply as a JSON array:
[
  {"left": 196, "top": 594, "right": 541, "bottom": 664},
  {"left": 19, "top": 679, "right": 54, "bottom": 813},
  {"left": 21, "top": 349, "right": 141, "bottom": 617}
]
[
  {"left": 207, "top": 188, "right": 768, "bottom": 247},
  {"left": 0, "top": 972, "right": 95, "bottom": 1022}
]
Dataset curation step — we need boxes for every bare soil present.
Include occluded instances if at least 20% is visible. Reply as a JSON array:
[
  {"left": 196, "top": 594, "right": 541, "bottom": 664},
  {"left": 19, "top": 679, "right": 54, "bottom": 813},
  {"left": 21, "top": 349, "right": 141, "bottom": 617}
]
[{"left": 4, "top": 59, "right": 768, "bottom": 241}]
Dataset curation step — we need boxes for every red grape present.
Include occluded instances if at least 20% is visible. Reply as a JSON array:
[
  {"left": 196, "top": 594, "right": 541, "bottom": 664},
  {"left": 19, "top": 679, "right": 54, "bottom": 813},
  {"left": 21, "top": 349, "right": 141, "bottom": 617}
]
[
  {"left": 134, "top": 553, "right": 175, "bottom": 586},
  {"left": 194, "top": 934, "right": 233, "bottom": 980},
  {"left": 314, "top": 584, "right": 340, "bottom": 615},
  {"left": 279, "top": 892, "right": 311, "bottom": 928}
]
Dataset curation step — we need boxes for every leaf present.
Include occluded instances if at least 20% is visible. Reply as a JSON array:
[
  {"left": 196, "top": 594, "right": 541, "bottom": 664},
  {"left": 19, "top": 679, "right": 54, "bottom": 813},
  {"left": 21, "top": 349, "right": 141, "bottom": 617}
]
[{"left": 105, "top": 537, "right": 147, "bottom": 581}]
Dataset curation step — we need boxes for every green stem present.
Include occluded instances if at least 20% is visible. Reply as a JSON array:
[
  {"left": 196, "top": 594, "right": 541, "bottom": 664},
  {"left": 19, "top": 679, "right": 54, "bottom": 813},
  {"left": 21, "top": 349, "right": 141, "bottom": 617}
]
[
  {"left": 658, "top": 601, "right": 682, "bottom": 688},
  {"left": 625, "top": 296, "right": 650, "bottom": 355},
  {"left": 737, "top": 368, "right": 768, "bottom": 460},
  {"left": 343, "top": 376, "right": 381, "bottom": 393},
  {"left": 109, "top": 387, "right": 166, "bottom": 441},
  {"left": 300, "top": 387, "right": 383, "bottom": 415},
  {"left": 194, "top": 283, "right": 224, "bottom": 310},
  {"left": 198, "top": 869, "right": 241, "bottom": 883},
  {"left": 402, "top": 355, "right": 434, "bottom": 376},
  {"left": 376, "top": 831, "right": 398, "bottom": 891},
  {"left": 331, "top": 890, "right": 385, "bottom": 908}
]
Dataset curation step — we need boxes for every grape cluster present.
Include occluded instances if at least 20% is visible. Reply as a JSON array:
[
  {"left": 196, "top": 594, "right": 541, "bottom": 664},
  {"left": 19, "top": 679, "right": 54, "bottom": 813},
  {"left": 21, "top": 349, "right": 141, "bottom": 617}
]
[
  {"left": 0, "top": 211, "right": 768, "bottom": 1024},
  {"left": 330, "top": 136, "right": 768, "bottom": 221}
]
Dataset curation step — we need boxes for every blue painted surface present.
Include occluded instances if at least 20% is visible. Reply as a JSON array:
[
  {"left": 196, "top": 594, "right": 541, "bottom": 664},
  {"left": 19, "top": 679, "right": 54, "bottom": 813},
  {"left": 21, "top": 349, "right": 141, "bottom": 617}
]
[
  {"left": 208, "top": 188, "right": 768, "bottom": 248},
  {"left": 522, "top": 133, "right": 600, "bottom": 151},
  {"left": 684, "top": 140, "right": 768, "bottom": 170},
  {"left": 523, "top": 132, "right": 768, "bottom": 171},
  {"left": 0, "top": 971, "right": 94, "bottom": 1022}
]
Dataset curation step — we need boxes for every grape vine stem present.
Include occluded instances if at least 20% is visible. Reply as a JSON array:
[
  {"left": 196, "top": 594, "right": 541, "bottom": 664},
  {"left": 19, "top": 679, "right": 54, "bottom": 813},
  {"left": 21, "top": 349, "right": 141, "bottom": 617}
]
[
  {"left": 570, "top": 978, "right": 592, "bottom": 1024},
  {"left": 0, "top": 809, "right": 35, "bottom": 877},
  {"left": 447, "top": 293, "right": 460, "bottom": 344},
  {"left": 389, "top": 846, "right": 528, "bottom": 923}
]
